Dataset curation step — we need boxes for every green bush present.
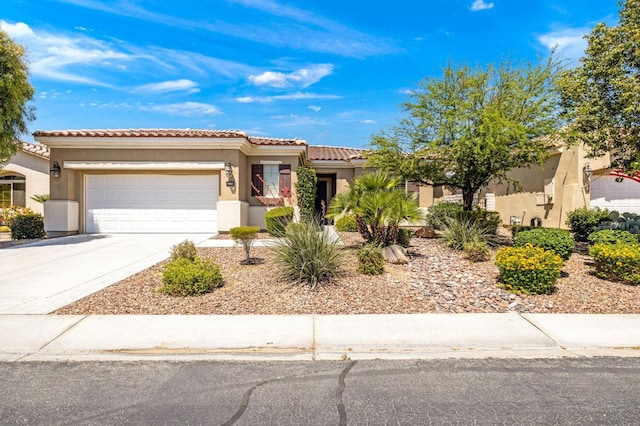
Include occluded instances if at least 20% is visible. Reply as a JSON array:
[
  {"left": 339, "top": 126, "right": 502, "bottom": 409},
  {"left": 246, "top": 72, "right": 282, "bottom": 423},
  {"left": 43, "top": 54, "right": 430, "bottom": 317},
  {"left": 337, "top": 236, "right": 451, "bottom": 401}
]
[
  {"left": 510, "top": 225, "right": 532, "bottom": 237},
  {"left": 495, "top": 244, "right": 563, "bottom": 294},
  {"left": 589, "top": 242, "right": 640, "bottom": 285},
  {"left": 170, "top": 240, "right": 197, "bottom": 262},
  {"left": 335, "top": 214, "right": 358, "bottom": 232},
  {"left": 295, "top": 167, "right": 317, "bottom": 223},
  {"left": 588, "top": 229, "right": 638, "bottom": 246},
  {"left": 9, "top": 213, "right": 45, "bottom": 240},
  {"left": 463, "top": 241, "right": 491, "bottom": 262},
  {"left": 357, "top": 244, "right": 385, "bottom": 275},
  {"left": 230, "top": 226, "right": 261, "bottom": 263},
  {"left": 159, "top": 257, "right": 223, "bottom": 296},
  {"left": 513, "top": 228, "right": 574, "bottom": 261},
  {"left": 395, "top": 228, "right": 414, "bottom": 248},
  {"left": 1, "top": 206, "right": 34, "bottom": 226},
  {"left": 458, "top": 209, "right": 501, "bottom": 236},
  {"left": 440, "top": 215, "right": 496, "bottom": 250},
  {"left": 265, "top": 206, "right": 294, "bottom": 237},
  {"left": 271, "top": 220, "right": 343, "bottom": 288},
  {"left": 426, "top": 202, "right": 463, "bottom": 230},
  {"left": 565, "top": 207, "right": 610, "bottom": 242}
]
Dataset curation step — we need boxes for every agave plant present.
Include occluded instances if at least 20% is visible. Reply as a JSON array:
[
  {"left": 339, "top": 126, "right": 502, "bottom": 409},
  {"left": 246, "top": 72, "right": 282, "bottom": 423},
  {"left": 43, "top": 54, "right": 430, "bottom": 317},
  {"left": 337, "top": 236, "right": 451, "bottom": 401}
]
[{"left": 327, "top": 171, "right": 423, "bottom": 246}]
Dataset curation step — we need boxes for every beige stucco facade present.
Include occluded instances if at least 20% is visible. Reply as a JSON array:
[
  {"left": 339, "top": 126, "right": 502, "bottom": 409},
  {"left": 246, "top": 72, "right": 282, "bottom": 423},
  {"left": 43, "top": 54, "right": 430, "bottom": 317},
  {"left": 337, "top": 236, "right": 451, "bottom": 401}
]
[{"left": 1, "top": 147, "right": 50, "bottom": 215}]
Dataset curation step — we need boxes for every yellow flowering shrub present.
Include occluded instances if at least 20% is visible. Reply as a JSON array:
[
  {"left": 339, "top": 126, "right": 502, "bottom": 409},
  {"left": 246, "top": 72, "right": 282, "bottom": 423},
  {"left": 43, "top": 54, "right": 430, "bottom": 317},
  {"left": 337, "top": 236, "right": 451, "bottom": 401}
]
[
  {"left": 495, "top": 244, "right": 563, "bottom": 294},
  {"left": 589, "top": 242, "right": 640, "bottom": 285}
]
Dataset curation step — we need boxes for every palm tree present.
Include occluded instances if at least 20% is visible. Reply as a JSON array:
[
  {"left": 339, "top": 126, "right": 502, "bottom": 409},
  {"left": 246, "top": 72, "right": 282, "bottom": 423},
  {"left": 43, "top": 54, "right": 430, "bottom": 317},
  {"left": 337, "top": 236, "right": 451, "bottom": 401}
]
[{"left": 327, "top": 171, "right": 423, "bottom": 246}]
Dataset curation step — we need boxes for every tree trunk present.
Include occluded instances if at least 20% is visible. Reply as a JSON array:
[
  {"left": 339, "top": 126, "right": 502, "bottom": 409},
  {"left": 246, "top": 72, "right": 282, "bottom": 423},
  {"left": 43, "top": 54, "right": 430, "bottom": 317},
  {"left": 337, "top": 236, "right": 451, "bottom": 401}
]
[{"left": 462, "top": 190, "right": 475, "bottom": 211}]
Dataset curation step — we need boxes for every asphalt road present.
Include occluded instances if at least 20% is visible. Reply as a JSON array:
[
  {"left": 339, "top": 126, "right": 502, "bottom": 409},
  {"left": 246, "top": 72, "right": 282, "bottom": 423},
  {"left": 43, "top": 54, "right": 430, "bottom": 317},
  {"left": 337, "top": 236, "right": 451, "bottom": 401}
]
[{"left": 1, "top": 358, "right": 639, "bottom": 425}]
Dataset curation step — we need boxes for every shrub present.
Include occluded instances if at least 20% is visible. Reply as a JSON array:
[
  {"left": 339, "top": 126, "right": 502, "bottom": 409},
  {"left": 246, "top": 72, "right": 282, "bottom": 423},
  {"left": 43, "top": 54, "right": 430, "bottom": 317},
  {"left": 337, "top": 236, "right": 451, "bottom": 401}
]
[
  {"left": 170, "top": 240, "right": 197, "bottom": 262},
  {"left": 335, "top": 214, "right": 358, "bottom": 232},
  {"left": 495, "top": 244, "right": 563, "bottom": 294},
  {"left": 588, "top": 229, "right": 638, "bottom": 246},
  {"left": 159, "top": 257, "right": 224, "bottom": 296},
  {"left": 513, "top": 228, "right": 574, "bottom": 261},
  {"left": 395, "top": 228, "right": 414, "bottom": 248},
  {"left": 463, "top": 241, "right": 491, "bottom": 262},
  {"left": 357, "top": 243, "right": 385, "bottom": 275},
  {"left": 565, "top": 207, "right": 610, "bottom": 242},
  {"left": 0, "top": 206, "right": 34, "bottom": 226},
  {"left": 426, "top": 202, "right": 464, "bottom": 230},
  {"left": 295, "top": 167, "right": 317, "bottom": 223},
  {"left": 510, "top": 225, "right": 532, "bottom": 237},
  {"left": 271, "top": 220, "right": 343, "bottom": 288},
  {"left": 230, "top": 226, "right": 261, "bottom": 263},
  {"left": 458, "top": 209, "right": 501, "bottom": 236},
  {"left": 0, "top": 225, "right": 10, "bottom": 233},
  {"left": 9, "top": 213, "right": 45, "bottom": 240},
  {"left": 440, "top": 215, "right": 496, "bottom": 250},
  {"left": 265, "top": 206, "right": 294, "bottom": 237},
  {"left": 589, "top": 242, "right": 640, "bottom": 285}
]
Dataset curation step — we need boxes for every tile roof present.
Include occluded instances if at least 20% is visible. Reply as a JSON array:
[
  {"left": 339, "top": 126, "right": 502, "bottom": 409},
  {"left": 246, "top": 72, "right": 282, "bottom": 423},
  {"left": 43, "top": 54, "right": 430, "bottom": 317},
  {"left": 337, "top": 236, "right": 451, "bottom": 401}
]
[
  {"left": 20, "top": 142, "right": 50, "bottom": 159},
  {"left": 248, "top": 136, "right": 307, "bottom": 146},
  {"left": 307, "top": 145, "right": 367, "bottom": 161},
  {"left": 33, "top": 128, "right": 248, "bottom": 138}
]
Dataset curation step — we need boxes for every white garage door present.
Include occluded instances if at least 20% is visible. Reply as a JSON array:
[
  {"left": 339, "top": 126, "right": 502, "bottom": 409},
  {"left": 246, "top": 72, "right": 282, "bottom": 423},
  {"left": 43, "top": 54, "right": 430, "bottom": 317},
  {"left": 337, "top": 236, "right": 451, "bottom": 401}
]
[
  {"left": 86, "top": 175, "right": 218, "bottom": 233},
  {"left": 591, "top": 176, "right": 640, "bottom": 214}
]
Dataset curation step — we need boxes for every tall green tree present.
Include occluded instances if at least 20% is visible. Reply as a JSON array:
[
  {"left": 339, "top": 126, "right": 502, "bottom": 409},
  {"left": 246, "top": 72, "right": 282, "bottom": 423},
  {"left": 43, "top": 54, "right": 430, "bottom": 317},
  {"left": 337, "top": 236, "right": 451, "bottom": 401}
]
[
  {"left": 0, "top": 28, "right": 35, "bottom": 162},
  {"left": 367, "top": 57, "right": 562, "bottom": 211},
  {"left": 559, "top": 0, "right": 640, "bottom": 174}
]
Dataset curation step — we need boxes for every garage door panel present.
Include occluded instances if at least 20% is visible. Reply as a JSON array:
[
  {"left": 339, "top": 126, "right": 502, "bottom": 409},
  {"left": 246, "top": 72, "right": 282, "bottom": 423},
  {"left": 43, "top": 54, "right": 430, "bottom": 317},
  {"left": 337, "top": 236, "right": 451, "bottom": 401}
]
[
  {"left": 591, "top": 176, "right": 640, "bottom": 214},
  {"left": 86, "top": 175, "right": 218, "bottom": 233}
]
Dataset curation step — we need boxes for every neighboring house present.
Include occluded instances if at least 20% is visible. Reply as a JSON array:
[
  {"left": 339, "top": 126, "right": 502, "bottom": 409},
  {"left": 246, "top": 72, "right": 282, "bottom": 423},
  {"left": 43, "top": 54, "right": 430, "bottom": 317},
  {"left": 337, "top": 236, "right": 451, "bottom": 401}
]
[
  {"left": 34, "top": 129, "right": 375, "bottom": 236},
  {"left": 0, "top": 142, "right": 50, "bottom": 215}
]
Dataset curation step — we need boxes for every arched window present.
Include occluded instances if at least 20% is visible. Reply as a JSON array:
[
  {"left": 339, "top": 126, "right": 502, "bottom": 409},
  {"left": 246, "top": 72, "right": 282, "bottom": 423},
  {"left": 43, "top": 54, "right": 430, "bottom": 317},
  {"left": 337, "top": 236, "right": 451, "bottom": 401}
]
[{"left": 0, "top": 174, "right": 26, "bottom": 208}]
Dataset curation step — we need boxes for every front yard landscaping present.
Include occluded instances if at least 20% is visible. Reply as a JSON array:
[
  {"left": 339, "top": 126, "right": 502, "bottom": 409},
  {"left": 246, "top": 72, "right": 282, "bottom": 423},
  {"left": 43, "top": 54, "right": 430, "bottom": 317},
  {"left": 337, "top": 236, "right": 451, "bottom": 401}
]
[{"left": 55, "top": 230, "right": 640, "bottom": 315}]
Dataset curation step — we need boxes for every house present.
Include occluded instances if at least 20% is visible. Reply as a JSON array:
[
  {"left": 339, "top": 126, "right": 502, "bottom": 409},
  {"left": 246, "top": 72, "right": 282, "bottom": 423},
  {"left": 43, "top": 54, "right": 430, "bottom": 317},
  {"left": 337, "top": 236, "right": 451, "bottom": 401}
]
[
  {"left": 0, "top": 142, "right": 50, "bottom": 215},
  {"left": 33, "top": 129, "right": 373, "bottom": 236}
]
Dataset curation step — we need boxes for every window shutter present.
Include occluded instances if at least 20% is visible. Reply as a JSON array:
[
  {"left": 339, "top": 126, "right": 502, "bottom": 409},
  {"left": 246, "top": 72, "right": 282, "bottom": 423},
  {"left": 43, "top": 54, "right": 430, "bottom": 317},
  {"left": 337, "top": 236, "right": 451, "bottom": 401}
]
[
  {"left": 251, "top": 164, "right": 263, "bottom": 196},
  {"left": 279, "top": 165, "right": 291, "bottom": 196}
]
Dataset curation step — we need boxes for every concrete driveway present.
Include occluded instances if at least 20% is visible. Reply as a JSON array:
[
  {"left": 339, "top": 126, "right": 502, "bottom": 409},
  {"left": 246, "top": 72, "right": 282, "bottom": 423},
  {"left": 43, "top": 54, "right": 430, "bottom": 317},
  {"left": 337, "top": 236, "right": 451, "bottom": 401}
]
[{"left": 0, "top": 234, "right": 213, "bottom": 314}]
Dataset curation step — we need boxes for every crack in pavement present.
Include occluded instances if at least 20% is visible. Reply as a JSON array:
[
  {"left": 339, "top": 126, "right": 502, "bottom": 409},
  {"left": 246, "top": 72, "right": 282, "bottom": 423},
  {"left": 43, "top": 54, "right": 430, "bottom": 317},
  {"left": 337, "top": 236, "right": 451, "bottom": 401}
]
[
  {"left": 220, "top": 379, "right": 268, "bottom": 426},
  {"left": 336, "top": 361, "right": 357, "bottom": 426}
]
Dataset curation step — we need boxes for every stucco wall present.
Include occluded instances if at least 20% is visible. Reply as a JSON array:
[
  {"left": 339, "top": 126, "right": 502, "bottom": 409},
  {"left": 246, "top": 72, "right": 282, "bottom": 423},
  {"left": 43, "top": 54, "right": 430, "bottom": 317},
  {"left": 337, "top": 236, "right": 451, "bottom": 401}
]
[{"left": 1, "top": 151, "right": 50, "bottom": 214}]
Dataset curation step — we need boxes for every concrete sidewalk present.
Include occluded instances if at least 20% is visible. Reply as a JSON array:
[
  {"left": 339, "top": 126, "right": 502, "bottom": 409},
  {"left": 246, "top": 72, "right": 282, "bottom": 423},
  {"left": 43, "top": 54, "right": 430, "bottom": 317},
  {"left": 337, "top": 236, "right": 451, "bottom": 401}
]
[{"left": 2, "top": 313, "right": 639, "bottom": 362}]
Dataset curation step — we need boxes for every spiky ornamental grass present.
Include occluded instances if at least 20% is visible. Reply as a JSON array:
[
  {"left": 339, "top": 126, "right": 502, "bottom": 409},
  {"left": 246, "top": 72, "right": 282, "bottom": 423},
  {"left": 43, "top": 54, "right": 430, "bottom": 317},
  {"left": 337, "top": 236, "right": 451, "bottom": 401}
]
[{"left": 270, "top": 221, "right": 344, "bottom": 289}]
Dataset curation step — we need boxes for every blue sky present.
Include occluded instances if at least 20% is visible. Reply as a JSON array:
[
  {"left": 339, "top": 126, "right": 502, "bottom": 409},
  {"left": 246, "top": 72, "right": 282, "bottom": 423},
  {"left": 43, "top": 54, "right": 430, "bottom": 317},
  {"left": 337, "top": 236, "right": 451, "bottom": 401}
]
[{"left": 2, "top": 0, "right": 620, "bottom": 148}]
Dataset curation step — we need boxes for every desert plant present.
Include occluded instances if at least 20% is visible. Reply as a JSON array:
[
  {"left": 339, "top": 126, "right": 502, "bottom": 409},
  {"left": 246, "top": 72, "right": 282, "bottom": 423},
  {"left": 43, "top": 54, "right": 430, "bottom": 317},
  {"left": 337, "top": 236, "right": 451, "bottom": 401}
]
[
  {"left": 230, "top": 226, "right": 261, "bottom": 263},
  {"left": 159, "top": 257, "right": 223, "bottom": 296},
  {"left": 495, "top": 244, "right": 563, "bottom": 294},
  {"left": 426, "top": 201, "right": 464, "bottom": 230},
  {"left": 463, "top": 240, "right": 491, "bottom": 262},
  {"left": 565, "top": 207, "right": 610, "bottom": 242},
  {"left": 9, "top": 213, "right": 45, "bottom": 240},
  {"left": 513, "top": 228, "right": 574, "bottom": 261},
  {"left": 170, "top": 240, "right": 197, "bottom": 262},
  {"left": 589, "top": 242, "right": 640, "bottom": 285},
  {"left": 270, "top": 220, "right": 343, "bottom": 288},
  {"left": 440, "top": 215, "right": 496, "bottom": 250},
  {"left": 30, "top": 194, "right": 50, "bottom": 203},
  {"left": 265, "top": 206, "right": 294, "bottom": 237},
  {"left": 588, "top": 229, "right": 638, "bottom": 246},
  {"left": 335, "top": 214, "right": 358, "bottom": 232},
  {"left": 395, "top": 228, "right": 414, "bottom": 248},
  {"left": 326, "top": 171, "right": 423, "bottom": 246},
  {"left": 357, "top": 243, "right": 385, "bottom": 275},
  {"left": 295, "top": 166, "right": 317, "bottom": 224}
]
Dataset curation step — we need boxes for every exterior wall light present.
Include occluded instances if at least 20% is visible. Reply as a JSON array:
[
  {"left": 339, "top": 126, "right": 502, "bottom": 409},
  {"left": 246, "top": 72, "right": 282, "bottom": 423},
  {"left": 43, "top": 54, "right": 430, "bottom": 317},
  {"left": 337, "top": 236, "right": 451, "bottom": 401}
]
[
  {"left": 583, "top": 163, "right": 593, "bottom": 192},
  {"left": 50, "top": 162, "right": 61, "bottom": 178},
  {"left": 224, "top": 161, "right": 235, "bottom": 187}
]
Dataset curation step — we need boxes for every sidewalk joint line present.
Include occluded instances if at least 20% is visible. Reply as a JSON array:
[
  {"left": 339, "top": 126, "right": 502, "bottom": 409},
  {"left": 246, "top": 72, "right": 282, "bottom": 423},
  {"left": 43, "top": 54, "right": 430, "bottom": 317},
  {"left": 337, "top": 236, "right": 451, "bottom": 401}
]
[
  {"left": 37, "top": 315, "right": 90, "bottom": 352},
  {"left": 312, "top": 314, "right": 317, "bottom": 361},
  {"left": 518, "top": 313, "right": 569, "bottom": 351}
]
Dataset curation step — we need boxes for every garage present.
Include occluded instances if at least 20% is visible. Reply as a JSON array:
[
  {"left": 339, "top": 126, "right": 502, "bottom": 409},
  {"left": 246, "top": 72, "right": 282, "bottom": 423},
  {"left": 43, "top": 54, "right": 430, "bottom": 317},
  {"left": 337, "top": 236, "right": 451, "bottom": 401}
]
[
  {"left": 591, "top": 175, "right": 640, "bottom": 215},
  {"left": 85, "top": 175, "right": 218, "bottom": 233}
]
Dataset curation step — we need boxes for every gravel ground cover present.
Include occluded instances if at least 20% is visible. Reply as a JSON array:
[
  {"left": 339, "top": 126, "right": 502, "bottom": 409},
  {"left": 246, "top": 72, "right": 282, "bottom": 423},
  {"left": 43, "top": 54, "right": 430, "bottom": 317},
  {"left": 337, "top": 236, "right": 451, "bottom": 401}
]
[{"left": 55, "top": 231, "right": 640, "bottom": 315}]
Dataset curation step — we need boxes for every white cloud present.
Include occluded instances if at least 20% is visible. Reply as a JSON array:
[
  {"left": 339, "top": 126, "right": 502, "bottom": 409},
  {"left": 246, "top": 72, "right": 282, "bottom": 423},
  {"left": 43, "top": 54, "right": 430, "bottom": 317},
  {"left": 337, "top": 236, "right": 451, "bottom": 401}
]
[
  {"left": 308, "top": 105, "right": 322, "bottom": 112},
  {"left": 141, "top": 102, "right": 221, "bottom": 116},
  {"left": 538, "top": 28, "right": 589, "bottom": 65},
  {"left": 248, "top": 64, "right": 334, "bottom": 88},
  {"left": 234, "top": 92, "right": 342, "bottom": 103},
  {"left": 470, "top": 0, "right": 494, "bottom": 11},
  {"left": 133, "top": 79, "right": 200, "bottom": 94},
  {"left": 360, "top": 119, "right": 376, "bottom": 124},
  {"left": 270, "top": 113, "right": 329, "bottom": 127}
]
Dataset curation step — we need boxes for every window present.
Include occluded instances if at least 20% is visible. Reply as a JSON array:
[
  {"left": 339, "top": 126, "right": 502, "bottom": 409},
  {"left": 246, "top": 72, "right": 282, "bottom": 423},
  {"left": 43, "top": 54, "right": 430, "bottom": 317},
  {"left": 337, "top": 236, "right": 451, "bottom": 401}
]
[
  {"left": 0, "top": 175, "right": 26, "bottom": 208},
  {"left": 251, "top": 164, "right": 291, "bottom": 197}
]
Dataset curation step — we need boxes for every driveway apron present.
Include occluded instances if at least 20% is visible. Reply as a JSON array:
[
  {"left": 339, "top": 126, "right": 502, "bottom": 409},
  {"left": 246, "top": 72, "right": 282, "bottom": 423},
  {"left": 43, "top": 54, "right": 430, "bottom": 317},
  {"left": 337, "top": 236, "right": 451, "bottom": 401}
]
[{"left": 0, "top": 234, "right": 212, "bottom": 314}]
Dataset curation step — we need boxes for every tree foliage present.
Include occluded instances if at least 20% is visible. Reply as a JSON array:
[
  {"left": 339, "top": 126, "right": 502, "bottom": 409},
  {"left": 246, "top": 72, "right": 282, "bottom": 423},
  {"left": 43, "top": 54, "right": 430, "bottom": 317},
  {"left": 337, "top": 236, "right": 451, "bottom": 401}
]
[
  {"left": 367, "top": 57, "right": 561, "bottom": 210},
  {"left": 295, "top": 166, "right": 317, "bottom": 223},
  {"left": 0, "top": 28, "right": 35, "bottom": 161},
  {"left": 559, "top": 0, "right": 640, "bottom": 174}
]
